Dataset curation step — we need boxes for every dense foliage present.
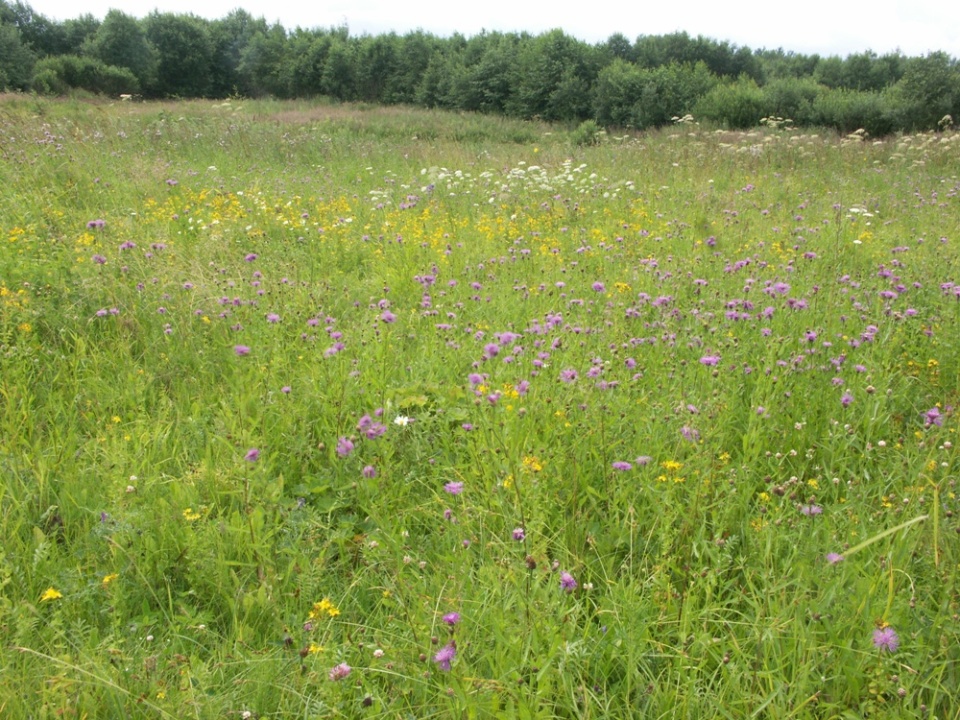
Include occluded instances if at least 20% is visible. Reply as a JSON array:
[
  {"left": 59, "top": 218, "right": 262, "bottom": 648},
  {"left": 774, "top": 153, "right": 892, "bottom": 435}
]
[{"left": 3, "top": 0, "right": 959, "bottom": 134}]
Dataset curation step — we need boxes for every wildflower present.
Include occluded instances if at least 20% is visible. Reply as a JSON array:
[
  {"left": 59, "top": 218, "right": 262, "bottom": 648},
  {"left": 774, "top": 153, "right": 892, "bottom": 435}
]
[
  {"left": 244, "top": 448, "right": 260, "bottom": 462},
  {"left": 512, "top": 527, "right": 525, "bottom": 541},
  {"left": 102, "top": 573, "right": 119, "bottom": 587},
  {"left": 924, "top": 407, "right": 943, "bottom": 427},
  {"left": 442, "top": 612, "right": 461, "bottom": 626},
  {"left": 40, "top": 587, "right": 63, "bottom": 602},
  {"left": 612, "top": 461, "right": 632, "bottom": 471},
  {"left": 434, "top": 641, "right": 456, "bottom": 671},
  {"left": 281, "top": 386, "right": 291, "bottom": 394},
  {"left": 328, "top": 663, "right": 351, "bottom": 681},
  {"left": 234, "top": 345, "right": 251, "bottom": 356},
  {"left": 680, "top": 426, "right": 700, "bottom": 442},
  {"left": 636, "top": 456, "right": 653, "bottom": 466},
  {"left": 873, "top": 627, "right": 900, "bottom": 653},
  {"left": 826, "top": 552, "right": 845, "bottom": 564},
  {"left": 336, "top": 437, "right": 354, "bottom": 458},
  {"left": 362, "top": 465, "right": 377, "bottom": 479},
  {"left": 699, "top": 355, "right": 720, "bottom": 366},
  {"left": 560, "top": 571, "right": 577, "bottom": 593},
  {"left": 800, "top": 504, "right": 823, "bottom": 516},
  {"left": 87, "top": 219, "right": 105, "bottom": 229},
  {"left": 841, "top": 391, "right": 854, "bottom": 407},
  {"left": 266, "top": 313, "right": 280, "bottom": 323},
  {"left": 91, "top": 254, "right": 107, "bottom": 264},
  {"left": 394, "top": 415, "right": 411, "bottom": 427},
  {"left": 592, "top": 281, "right": 606, "bottom": 292},
  {"left": 444, "top": 481, "right": 464, "bottom": 495},
  {"left": 309, "top": 598, "right": 341, "bottom": 619},
  {"left": 244, "top": 253, "right": 258, "bottom": 262},
  {"left": 560, "top": 368, "right": 578, "bottom": 383}
]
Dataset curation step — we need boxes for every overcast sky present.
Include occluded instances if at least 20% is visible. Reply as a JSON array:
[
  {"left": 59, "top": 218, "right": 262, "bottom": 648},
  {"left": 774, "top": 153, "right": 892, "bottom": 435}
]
[{"left": 28, "top": 0, "right": 960, "bottom": 58}]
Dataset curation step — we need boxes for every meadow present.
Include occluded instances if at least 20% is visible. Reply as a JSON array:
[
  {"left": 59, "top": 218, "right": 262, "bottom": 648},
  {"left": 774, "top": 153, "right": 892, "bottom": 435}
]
[{"left": 0, "top": 96, "right": 958, "bottom": 718}]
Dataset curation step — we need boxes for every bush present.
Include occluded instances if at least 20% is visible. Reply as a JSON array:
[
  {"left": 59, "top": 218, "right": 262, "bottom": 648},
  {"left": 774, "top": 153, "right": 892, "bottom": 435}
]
[
  {"left": 571, "top": 119, "right": 603, "bottom": 146},
  {"left": 32, "top": 55, "right": 140, "bottom": 96},
  {"left": 694, "top": 78, "right": 764, "bottom": 129},
  {"left": 810, "top": 88, "right": 896, "bottom": 136}
]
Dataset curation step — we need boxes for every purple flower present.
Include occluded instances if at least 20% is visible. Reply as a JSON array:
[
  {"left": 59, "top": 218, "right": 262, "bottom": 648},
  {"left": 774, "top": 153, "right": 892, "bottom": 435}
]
[
  {"left": 680, "top": 426, "right": 700, "bottom": 442},
  {"left": 234, "top": 345, "right": 251, "bottom": 356},
  {"left": 699, "top": 355, "right": 720, "bottom": 366},
  {"left": 266, "top": 313, "right": 280, "bottom": 323},
  {"left": 826, "top": 552, "right": 845, "bottom": 565},
  {"left": 380, "top": 310, "right": 396, "bottom": 323},
  {"left": 434, "top": 641, "right": 457, "bottom": 671},
  {"left": 442, "top": 612, "right": 461, "bottom": 626},
  {"left": 841, "top": 391, "right": 853, "bottom": 407},
  {"left": 800, "top": 504, "right": 823, "bottom": 516},
  {"left": 328, "top": 662, "right": 352, "bottom": 681},
  {"left": 484, "top": 343, "right": 500, "bottom": 358},
  {"left": 362, "top": 465, "right": 377, "bottom": 479},
  {"left": 468, "top": 373, "right": 484, "bottom": 386},
  {"left": 560, "top": 571, "right": 577, "bottom": 593},
  {"left": 87, "top": 219, "right": 105, "bottom": 229},
  {"left": 281, "top": 386, "right": 291, "bottom": 394},
  {"left": 444, "top": 481, "right": 464, "bottom": 495},
  {"left": 244, "top": 253, "right": 258, "bottom": 262},
  {"left": 244, "top": 448, "right": 260, "bottom": 462},
  {"left": 635, "top": 455, "right": 653, "bottom": 466},
  {"left": 336, "top": 437, "right": 354, "bottom": 458},
  {"left": 611, "top": 461, "right": 632, "bottom": 471},
  {"left": 512, "top": 527, "right": 525, "bottom": 541},
  {"left": 924, "top": 407, "right": 943, "bottom": 427},
  {"left": 91, "top": 254, "right": 107, "bottom": 264},
  {"left": 560, "top": 369, "right": 578, "bottom": 383},
  {"left": 592, "top": 281, "right": 606, "bottom": 292},
  {"left": 872, "top": 627, "right": 900, "bottom": 653}
]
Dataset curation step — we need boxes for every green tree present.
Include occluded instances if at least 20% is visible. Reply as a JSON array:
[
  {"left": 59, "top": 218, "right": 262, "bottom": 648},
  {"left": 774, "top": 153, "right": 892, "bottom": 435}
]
[
  {"left": 90, "top": 10, "right": 157, "bottom": 92},
  {"left": 355, "top": 32, "right": 398, "bottom": 102},
  {"left": 320, "top": 36, "right": 356, "bottom": 100},
  {"left": 209, "top": 9, "right": 267, "bottom": 97},
  {"left": 892, "top": 52, "right": 959, "bottom": 130},
  {"left": 0, "top": 21, "right": 35, "bottom": 90},
  {"left": 238, "top": 23, "right": 288, "bottom": 97},
  {"left": 509, "top": 29, "right": 598, "bottom": 121},
  {"left": 144, "top": 12, "right": 213, "bottom": 97}
]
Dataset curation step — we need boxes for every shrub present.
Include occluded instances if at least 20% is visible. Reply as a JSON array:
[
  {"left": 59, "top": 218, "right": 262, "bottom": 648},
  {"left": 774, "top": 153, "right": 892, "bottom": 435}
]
[
  {"left": 694, "top": 77, "right": 764, "bottom": 129},
  {"left": 32, "top": 55, "right": 140, "bottom": 96},
  {"left": 571, "top": 119, "right": 603, "bottom": 145}
]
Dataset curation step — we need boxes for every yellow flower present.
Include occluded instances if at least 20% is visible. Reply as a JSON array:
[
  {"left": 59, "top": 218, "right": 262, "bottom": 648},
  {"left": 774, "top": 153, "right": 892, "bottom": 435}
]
[
  {"left": 522, "top": 456, "right": 543, "bottom": 473},
  {"left": 309, "top": 597, "right": 340, "bottom": 619},
  {"left": 40, "top": 587, "right": 63, "bottom": 602},
  {"left": 102, "top": 573, "right": 119, "bottom": 587},
  {"left": 182, "top": 508, "right": 201, "bottom": 521},
  {"left": 308, "top": 643, "right": 324, "bottom": 654},
  {"left": 661, "top": 460, "right": 683, "bottom": 472}
]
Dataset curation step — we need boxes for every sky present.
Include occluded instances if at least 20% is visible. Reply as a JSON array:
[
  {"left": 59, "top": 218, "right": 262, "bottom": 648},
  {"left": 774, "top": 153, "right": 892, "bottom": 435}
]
[{"left": 28, "top": 0, "right": 960, "bottom": 58}]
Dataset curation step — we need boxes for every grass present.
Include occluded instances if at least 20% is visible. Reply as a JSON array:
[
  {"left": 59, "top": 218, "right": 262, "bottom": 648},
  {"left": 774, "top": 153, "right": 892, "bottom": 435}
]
[{"left": 1, "top": 95, "right": 959, "bottom": 718}]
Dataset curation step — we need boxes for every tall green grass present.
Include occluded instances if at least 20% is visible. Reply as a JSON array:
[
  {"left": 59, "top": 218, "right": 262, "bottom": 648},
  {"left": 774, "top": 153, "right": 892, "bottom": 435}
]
[{"left": 1, "top": 97, "right": 958, "bottom": 718}]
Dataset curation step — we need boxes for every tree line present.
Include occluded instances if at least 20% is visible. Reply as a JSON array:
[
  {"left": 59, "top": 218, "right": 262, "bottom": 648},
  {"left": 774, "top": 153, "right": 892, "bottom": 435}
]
[{"left": 2, "top": 0, "right": 958, "bottom": 135}]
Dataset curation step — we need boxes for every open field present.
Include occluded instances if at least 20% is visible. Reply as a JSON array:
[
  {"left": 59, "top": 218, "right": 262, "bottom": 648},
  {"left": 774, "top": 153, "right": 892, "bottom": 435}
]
[{"left": 1, "top": 97, "right": 959, "bottom": 718}]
